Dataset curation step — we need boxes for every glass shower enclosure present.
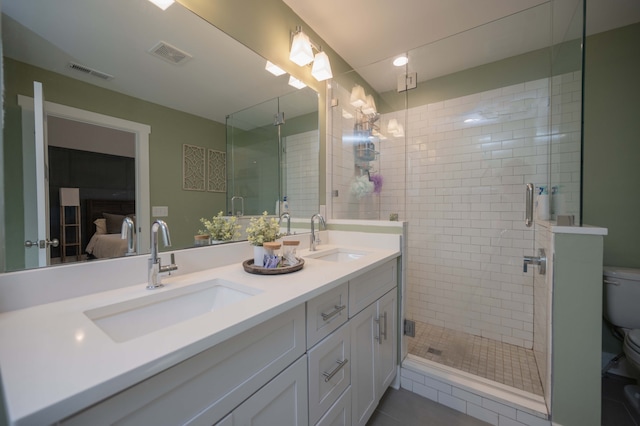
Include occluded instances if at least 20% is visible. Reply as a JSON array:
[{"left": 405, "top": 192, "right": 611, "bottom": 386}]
[
  {"left": 328, "top": 0, "right": 585, "bottom": 413},
  {"left": 226, "top": 88, "right": 320, "bottom": 218}
]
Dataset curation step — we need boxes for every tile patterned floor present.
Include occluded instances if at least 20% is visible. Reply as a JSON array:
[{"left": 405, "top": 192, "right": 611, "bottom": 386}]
[
  {"left": 368, "top": 374, "right": 640, "bottom": 425},
  {"left": 408, "top": 320, "right": 544, "bottom": 396}
]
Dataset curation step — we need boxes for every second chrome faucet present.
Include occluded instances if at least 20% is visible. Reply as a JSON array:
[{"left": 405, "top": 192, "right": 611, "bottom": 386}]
[
  {"left": 148, "top": 220, "right": 178, "bottom": 290},
  {"left": 310, "top": 213, "right": 326, "bottom": 251}
]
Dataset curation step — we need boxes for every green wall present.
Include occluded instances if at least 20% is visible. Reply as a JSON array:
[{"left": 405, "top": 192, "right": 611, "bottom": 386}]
[
  {"left": 178, "top": 0, "right": 357, "bottom": 206},
  {"left": 583, "top": 23, "right": 640, "bottom": 269},
  {"left": 552, "top": 233, "right": 604, "bottom": 426},
  {"left": 3, "top": 58, "right": 226, "bottom": 267},
  {"left": 583, "top": 22, "right": 640, "bottom": 356}
]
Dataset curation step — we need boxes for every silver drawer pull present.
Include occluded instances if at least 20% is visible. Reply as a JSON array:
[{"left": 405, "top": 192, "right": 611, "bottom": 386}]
[
  {"left": 321, "top": 304, "right": 346, "bottom": 321},
  {"left": 604, "top": 279, "right": 620, "bottom": 286},
  {"left": 322, "top": 358, "right": 349, "bottom": 382}
]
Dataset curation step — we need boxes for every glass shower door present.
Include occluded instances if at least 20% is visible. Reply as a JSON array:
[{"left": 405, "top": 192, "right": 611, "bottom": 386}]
[{"left": 226, "top": 98, "right": 281, "bottom": 216}]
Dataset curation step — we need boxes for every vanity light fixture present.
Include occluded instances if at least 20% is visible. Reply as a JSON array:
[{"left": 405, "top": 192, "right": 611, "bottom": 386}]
[
  {"left": 350, "top": 84, "right": 367, "bottom": 108},
  {"left": 289, "top": 29, "right": 314, "bottom": 66},
  {"left": 387, "top": 119, "right": 404, "bottom": 138},
  {"left": 362, "top": 95, "right": 377, "bottom": 115},
  {"left": 311, "top": 51, "right": 333, "bottom": 81},
  {"left": 265, "top": 61, "right": 286, "bottom": 76},
  {"left": 290, "top": 26, "right": 333, "bottom": 81},
  {"left": 342, "top": 110, "right": 354, "bottom": 119},
  {"left": 393, "top": 56, "right": 409, "bottom": 67},
  {"left": 147, "top": 0, "right": 175, "bottom": 10},
  {"left": 288, "top": 75, "right": 307, "bottom": 89}
]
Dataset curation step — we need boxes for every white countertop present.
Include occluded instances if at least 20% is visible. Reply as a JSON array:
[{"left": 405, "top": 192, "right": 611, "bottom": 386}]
[{"left": 0, "top": 239, "right": 400, "bottom": 425}]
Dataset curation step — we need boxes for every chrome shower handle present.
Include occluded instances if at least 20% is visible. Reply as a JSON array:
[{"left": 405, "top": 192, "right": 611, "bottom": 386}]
[{"left": 525, "top": 183, "right": 534, "bottom": 227}]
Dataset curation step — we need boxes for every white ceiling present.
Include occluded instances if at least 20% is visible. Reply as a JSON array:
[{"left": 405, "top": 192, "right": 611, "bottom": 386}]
[
  {"left": 1, "top": 0, "right": 312, "bottom": 126},
  {"left": 284, "top": 0, "right": 640, "bottom": 93},
  {"left": 4, "top": 0, "right": 639, "bottom": 119}
]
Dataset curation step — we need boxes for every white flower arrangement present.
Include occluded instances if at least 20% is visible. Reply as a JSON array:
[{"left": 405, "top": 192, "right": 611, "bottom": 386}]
[
  {"left": 245, "top": 211, "right": 282, "bottom": 246},
  {"left": 199, "top": 212, "right": 241, "bottom": 241}
]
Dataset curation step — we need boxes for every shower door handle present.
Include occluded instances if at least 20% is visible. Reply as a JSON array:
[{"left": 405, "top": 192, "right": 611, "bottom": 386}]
[{"left": 525, "top": 183, "right": 534, "bottom": 227}]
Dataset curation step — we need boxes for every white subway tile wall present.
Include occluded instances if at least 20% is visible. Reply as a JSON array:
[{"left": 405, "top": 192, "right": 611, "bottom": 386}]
[
  {"left": 329, "top": 72, "right": 580, "bottom": 349},
  {"left": 284, "top": 130, "right": 319, "bottom": 218}
]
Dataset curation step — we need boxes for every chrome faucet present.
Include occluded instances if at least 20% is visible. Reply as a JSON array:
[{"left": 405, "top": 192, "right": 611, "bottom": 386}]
[
  {"left": 120, "top": 217, "right": 136, "bottom": 255},
  {"left": 310, "top": 213, "right": 326, "bottom": 251},
  {"left": 148, "top": 220, "right": 178, "bottom": 290},
  {"left": 279, "top": 212, "right": 291, "bottom": 236}
]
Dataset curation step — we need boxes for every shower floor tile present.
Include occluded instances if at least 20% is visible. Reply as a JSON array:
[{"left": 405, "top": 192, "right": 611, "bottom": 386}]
[{"left": 408, "top": 321, "right": 544, "bottom": 396}]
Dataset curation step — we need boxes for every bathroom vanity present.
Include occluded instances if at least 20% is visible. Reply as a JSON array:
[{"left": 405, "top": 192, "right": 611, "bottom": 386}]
[{"left": 0, "top": 231, "right": 401, "bottom": 426}]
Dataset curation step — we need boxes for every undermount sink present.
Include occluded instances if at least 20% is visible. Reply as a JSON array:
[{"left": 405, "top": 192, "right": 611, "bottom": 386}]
[
  {"left": 85, "top": 279, "right": 262, "bottom": 343},
  {"left": 305, "top": 248, "right": 369, "bottom": 263}
]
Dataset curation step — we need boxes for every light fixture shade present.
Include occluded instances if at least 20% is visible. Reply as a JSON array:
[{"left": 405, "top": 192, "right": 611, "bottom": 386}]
[
  {"left": 311, "top": 51, "right": 333, "bottom": 81},
  {"left": 289, "top": 31, "right": 314, "bottom": 66},
  {"left": 362, "top": 95, "right": 376, "bottom": 114},
  {"left": 148, "top": 0, "right": 175, "bottom": 10},
  {"left": 387, "top": 119, "right": 399, "bottom": 133},
  {"left": 350, "top": 85, "right": 367, "bottom": 108},
  {"left": 60, "top": 187, "right": 80, "bottom": 206},
  {"left": 288, "top": 75, "right": 307, "bottom": 89},
  {"left": 265, "top": 61, "right": 286, "bottom": 76}
]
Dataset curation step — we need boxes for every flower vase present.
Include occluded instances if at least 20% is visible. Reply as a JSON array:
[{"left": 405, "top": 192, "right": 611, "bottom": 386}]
[{"left": 253, "top": 245, "right": 265, "bottom": 267}]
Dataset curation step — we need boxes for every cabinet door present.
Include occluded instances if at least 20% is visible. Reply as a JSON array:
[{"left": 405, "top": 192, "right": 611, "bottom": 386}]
[
  {"left": 376, "top": 289, "right": 397, "bottom": 398},
  {"left": 232, "top": 355, "right": 308, "bottom": 426},
  {"left": 350, "top": 303, "right": 378, "bottom": 426}
]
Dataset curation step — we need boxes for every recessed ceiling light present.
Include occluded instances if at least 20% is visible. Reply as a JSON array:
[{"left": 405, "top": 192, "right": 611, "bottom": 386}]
[
  {"left": 148, "top": 0, "right": 175, "bottom": 10},
  {"left": 393, "top": 56, "right": 408, "bottom": 67},
  {"left": 288, "top": 76, "right": 307, "bottom": 89},
  {"left": 265, "top": 61, "right": 286, "bottom": 76}
]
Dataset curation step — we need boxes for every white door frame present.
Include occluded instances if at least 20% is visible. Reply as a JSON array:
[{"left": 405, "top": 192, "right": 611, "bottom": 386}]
[{"left": 17, "top": 95, "right": 151, "bottom": 256}]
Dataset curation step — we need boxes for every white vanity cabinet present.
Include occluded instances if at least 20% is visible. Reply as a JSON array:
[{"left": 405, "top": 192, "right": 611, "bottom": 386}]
[
  {"left": 217, "top": 355, "right": 309, "bottom": 426},
  {"left": 61, "top": 305, "right": 306, "bottom": 426},
  {"left": 58, "top": 257, "right": 398, "bottom": 426},
  {"left": 307, "top": 259, "right": 398, "bottom": 426},
  {"left": 350, "top": 290, "right": 397, "bottom": 426},
  {"left": 348, "top": 260, "right": 397, "bottom": 426}
]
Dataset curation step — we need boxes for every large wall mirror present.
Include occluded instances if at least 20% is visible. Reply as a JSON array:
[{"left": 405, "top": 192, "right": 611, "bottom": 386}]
[{"left": 1, "top": 0, "right": 319, "bottom": 272}]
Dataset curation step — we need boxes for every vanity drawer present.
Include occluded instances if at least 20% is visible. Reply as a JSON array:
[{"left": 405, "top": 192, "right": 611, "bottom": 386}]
[
  {"left": 307, "top": 281, "right": 348, "bottom": 348},
  {"left": 308, "top": 323, "right": 351, "bottom": 425},
  {"left": 61, "top": 305, "right": 305, "bottom": 426},
  {"left": 349, "top": 259, "right": 397, "bottom": 317},
  {"left": 315, "top": 386, "right": 351, "bottom": 426}
]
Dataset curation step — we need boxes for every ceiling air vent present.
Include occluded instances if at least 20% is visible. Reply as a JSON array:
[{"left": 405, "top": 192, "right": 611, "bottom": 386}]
[
  {"left": 68, "top": 62, "right": 114, "bottom": 80},
  {"left": 148, "top": 41, "right": 192, "bottom": 65}
]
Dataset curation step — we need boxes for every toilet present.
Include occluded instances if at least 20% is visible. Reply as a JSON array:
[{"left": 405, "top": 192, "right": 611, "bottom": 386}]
[{"left": 603, "top": 266, "right": 640, "bottom": 412}]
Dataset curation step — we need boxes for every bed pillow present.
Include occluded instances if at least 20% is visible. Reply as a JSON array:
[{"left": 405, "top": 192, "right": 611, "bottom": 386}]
[
  {"left": 103, "top": 212, "right": 126, "bottom": 234},
  {"left": 93, "top": 218, "right": 107, "bottom": 235}
]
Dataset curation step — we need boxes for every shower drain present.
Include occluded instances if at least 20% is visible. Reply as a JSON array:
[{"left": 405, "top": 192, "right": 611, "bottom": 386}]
[{"left": 427, "top": 347, "right": 442, "bottom": 356}]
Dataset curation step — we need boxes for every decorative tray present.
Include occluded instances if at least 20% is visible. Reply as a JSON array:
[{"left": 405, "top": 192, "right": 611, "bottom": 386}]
[{"left": 242, "top": 258, "right": 305, "bottom": 275}]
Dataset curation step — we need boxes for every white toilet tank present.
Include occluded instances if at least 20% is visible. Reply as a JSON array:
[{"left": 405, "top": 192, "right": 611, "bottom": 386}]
[{"left": 604, "top": 266, "right": 640, "bottom": 330}]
